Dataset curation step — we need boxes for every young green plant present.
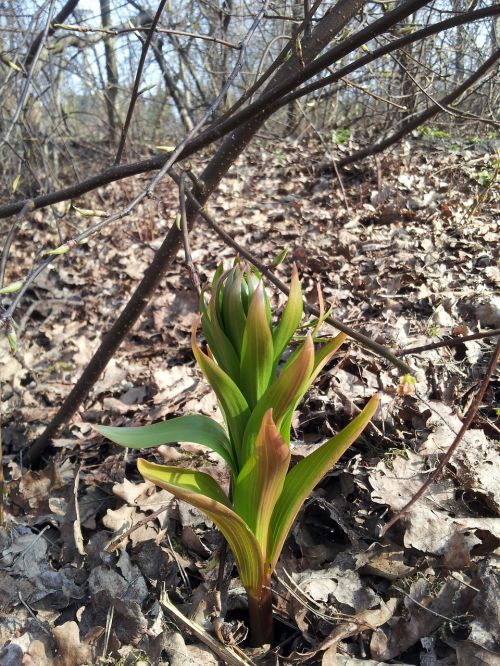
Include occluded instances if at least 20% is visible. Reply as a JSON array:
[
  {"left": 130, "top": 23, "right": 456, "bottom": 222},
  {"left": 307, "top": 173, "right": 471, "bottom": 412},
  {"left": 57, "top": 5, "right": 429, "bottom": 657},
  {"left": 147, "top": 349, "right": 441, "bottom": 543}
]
[{"left": 95, "top": 262, "right": 379, "bottom": 646}]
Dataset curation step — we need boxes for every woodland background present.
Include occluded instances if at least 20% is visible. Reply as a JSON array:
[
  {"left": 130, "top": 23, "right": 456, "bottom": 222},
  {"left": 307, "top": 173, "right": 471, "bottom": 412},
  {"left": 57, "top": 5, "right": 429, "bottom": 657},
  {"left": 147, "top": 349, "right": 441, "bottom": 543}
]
[{"left": 0, "top": 1, "right": 499, "bottom": 665}]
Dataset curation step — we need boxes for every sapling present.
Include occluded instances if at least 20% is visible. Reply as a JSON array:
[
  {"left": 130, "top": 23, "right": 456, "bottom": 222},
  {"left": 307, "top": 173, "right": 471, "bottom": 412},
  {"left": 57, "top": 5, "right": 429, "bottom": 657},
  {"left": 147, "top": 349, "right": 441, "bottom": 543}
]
[{"left": 96, "top": 262, "right": 379, "bottom": 646}]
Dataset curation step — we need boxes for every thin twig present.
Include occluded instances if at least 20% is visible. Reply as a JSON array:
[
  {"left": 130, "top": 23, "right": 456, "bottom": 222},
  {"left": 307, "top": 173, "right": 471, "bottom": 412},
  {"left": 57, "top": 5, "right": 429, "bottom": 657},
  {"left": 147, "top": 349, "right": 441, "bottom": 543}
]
[
  {"left": 341, "top": 76, "right": 407, "bottom": 110},
  {"left": 295, "top": 99, "right": 350, "bottom": 212},
  {"left": 53, "top": 22, "right": 240, "bottom": 49},
  {"left": 104, "top": 505, "right": 167, "bottom": 552},
  {"left": 392, "top": 586, "right": 468, "bottom": 628},
  {"left": 218, "top": 0, "right": 323, "bottom": 121},
  {"left": 390, "top": 52, "right": 460, "bottom": 118},
  {"left": 0, "top": 200, "right": 35, "bottom": 289},
  {"left": 381, "top": 336, "right": 500, "bottom": 535},
  {"left": 0, "top": 0, "right": 56, "bottom": 148},
  {"left": 114, "top": 0, "right": 169, "bottom": 164},
  {"left": 398, "top": 328, "right": 500, "bottom": 356},
  {"left": 179, "top": 172, "right": 201, "bottom": 296},
  {"left": 18, "top": 592, "right": 51, "bottom": 635},
  {"left": 160, "top": 589, "right": 255, "bottom": 666},
  {"left": 275, "top": 570, "right": 374, "bottom": 627},
  {"left": 167, "top": 533, "right": 191, "bottom": 590}
]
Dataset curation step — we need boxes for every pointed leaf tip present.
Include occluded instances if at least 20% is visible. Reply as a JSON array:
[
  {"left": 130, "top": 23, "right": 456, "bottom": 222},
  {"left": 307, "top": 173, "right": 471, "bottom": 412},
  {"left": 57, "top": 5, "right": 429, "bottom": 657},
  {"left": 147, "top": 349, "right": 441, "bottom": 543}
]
[{"left": 267, "top": 394, "right": 379, "bottom": 570}]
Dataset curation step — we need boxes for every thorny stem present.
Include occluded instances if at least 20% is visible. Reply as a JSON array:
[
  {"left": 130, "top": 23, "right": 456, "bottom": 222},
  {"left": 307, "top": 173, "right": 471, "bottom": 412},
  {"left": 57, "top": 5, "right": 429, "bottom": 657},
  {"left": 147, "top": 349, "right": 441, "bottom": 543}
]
[{"left": 382, "top": 335, "right": 500, "bottom": 535}]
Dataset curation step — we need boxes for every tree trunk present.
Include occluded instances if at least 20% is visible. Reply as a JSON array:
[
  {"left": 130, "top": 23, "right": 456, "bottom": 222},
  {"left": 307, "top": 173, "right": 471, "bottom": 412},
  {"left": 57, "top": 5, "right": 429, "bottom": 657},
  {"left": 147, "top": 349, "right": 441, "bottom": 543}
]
[{"left": 100, "top": 0, "right": 119, "bottom": 145}]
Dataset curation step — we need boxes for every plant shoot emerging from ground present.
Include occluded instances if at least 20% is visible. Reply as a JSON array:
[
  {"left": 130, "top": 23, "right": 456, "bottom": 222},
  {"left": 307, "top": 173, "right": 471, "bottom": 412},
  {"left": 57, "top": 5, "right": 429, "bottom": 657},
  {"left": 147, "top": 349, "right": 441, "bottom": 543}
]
[{"left": 96, "top": 261, "right": 379, "bottom": 646}]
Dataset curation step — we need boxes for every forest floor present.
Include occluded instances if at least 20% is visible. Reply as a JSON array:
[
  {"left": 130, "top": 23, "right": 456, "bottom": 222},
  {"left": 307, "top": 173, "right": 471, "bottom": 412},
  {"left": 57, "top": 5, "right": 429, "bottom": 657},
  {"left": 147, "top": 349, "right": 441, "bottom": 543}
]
[{"left": 1, "top": 134, "right": 499, "bottom": 666}]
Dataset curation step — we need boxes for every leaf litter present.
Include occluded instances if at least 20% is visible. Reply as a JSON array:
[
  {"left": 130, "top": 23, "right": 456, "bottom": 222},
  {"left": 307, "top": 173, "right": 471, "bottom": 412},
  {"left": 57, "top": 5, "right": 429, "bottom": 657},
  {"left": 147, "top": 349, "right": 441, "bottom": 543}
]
[{"left": 1, "top": 136, "right": 499, "bottom": 664}]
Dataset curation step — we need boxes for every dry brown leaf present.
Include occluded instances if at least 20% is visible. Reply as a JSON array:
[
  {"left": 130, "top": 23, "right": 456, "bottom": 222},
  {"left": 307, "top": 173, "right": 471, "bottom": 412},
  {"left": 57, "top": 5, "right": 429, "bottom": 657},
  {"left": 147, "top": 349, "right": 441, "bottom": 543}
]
[
  {"left": 53, "top": 622, "right": 92, "bottom": 666},
  {"left": 356, "top": 545, "right": 415, "bottom": 581},
  {"left": 22, "top": 639, "right": 51, "bottom": 666},
  {"left": 456, "top": 642, "right": 500, "bottom": 666},
  {"left": 319, "top": 598, "right": 398, "bottom": 663},
  {"left": 370, "top": 578, "right": 474, "bottom": 661}
]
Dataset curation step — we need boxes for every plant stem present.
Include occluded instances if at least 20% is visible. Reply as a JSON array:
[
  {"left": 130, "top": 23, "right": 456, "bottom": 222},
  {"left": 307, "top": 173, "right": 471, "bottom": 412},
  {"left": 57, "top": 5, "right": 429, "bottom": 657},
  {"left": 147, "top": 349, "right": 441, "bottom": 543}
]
[{"left": 247, "top": 581, "right": 273, "bottom": 647}]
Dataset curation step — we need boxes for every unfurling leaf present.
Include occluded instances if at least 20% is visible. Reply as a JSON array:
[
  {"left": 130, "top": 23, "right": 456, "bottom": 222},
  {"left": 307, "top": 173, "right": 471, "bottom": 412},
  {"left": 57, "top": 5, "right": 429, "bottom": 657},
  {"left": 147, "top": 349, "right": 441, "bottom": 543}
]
[
  {"left": 12, "top": 174, "right": 21, "bottom": 193},
  {"left": 272, "top": 264, "right": 302, "bottom": 366},
  {"left": 192, "top": 324, "right": 250, "bottom": 465},
  {"left": 270, "top": 246, "right": 289, "bottom": 267},
  {"left": 240, "top": 282, "right": 274, "bottom": 408},
  {"left": 73, "top": 205, "right": 107, "bottom": 217},
  {"left": 0, "top": 280, "right": 23, "bottom": 295},
  {"left": 47, "top": 243, "right": 70, "bottom": 255}
]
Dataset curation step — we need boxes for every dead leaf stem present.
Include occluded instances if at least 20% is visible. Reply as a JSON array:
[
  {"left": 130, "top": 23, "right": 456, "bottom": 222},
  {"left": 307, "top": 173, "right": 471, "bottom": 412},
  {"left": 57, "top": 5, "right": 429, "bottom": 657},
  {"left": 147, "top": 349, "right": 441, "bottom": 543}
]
[
  {"left": 391, "top": 585, "right": 469, "bottom": 628},
  {"left": 160, "top": 589, "right": 255, "bottom": 666}
]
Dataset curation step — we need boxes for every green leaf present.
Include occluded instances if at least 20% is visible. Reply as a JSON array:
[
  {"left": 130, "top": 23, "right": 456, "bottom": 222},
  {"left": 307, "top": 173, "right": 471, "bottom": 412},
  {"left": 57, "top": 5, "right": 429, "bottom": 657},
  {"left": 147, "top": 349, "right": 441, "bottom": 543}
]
[
  {"left": 272, "top": 265, "right": 302, "bottom": 366},
  {"left": 241, "top": 334, "right": 315, "bottom": 465},
  {"left": 270, "top": 246, "right": 289, "bottom": 268},
  {"left": 192, "top": 325, "right": 250, "bottom": 468},
  {"left": 267, "top": 395, "right": 379, "bottom": 570},
  {"left": 138, "top": 459, "right": 265, "bottom": 592},
  {"left": 93, "top": 414, "right": 237, "bottom": 475},
  {"left": 233, "top": 409, "right": 290, "bottom": 554},
  {"left": 279, "top": 332, "right": 347, "bottom": 438},
  {"left": 244, "top": 270, "right": 260, "bottom": 308},
  {"left": 221, "top": 269, "right": 247, "bottom": 355},
  {"left": 240, "top": 281, "right": 274, "bottom": 408}
]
